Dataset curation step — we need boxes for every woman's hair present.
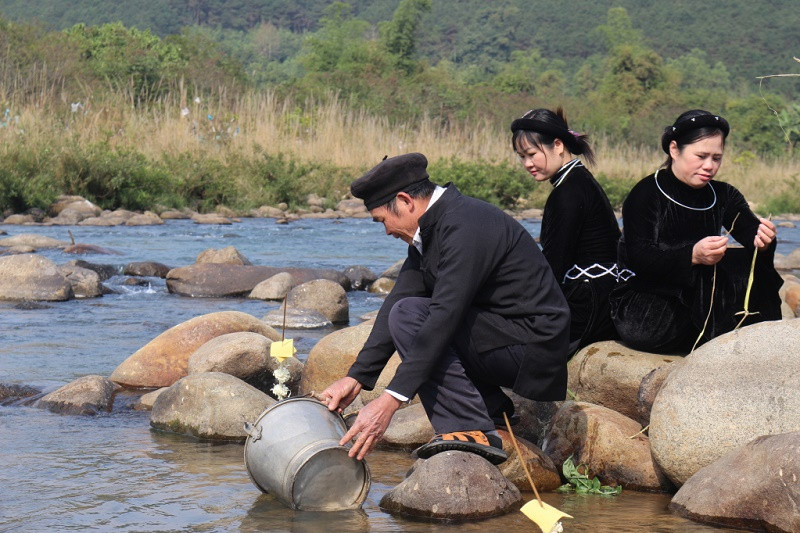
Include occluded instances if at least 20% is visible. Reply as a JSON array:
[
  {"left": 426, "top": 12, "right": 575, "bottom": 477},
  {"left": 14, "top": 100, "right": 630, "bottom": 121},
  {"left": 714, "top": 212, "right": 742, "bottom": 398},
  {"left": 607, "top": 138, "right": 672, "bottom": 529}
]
[
  {"left": 661, "top": 109, "right": 730, "bottom": 168},
  {"left": 510, "top": 107, "right": 595, "bottom": 166}
]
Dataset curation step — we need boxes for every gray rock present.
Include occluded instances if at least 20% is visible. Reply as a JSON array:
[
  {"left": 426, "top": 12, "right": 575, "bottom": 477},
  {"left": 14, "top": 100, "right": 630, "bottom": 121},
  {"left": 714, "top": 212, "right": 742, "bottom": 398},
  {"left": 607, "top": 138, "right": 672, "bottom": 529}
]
[
  {"left": 286, "top": 279, "right": 349, "bottom": 324},
  {"left": 262, "top": 308, "right": 332, "bottom": 329},
  {"left": 159, "top": 209, "right": 191, "bottom": 220},
  {"left": 49, "top": 196, "right": 101, "bottom": 218},
  {"left": 250, "top": 205, "right": 284, "bottom": 218},
  {"left": 2, "top": 214, "right": 34, "bottom": 224},
  {"left": 336, "top": 198, "right": 367, "bottom": 215},
  {"left": 196, "top": 246, "right": 251, "bottom": 265},
  {"left": 650, "top": 319, "right": 800, "bottom": 486},
  {"left": 48, "top": 208, "right": 88, "bottom": 225},
  {"left": 379, "top": 451, "right": 521, "bottom": 520},
  {"left": 497, "top": 431, "right": 562, "bottom": 493},
  {"left": 249, "top": 272, "right": 294, "bottom": 300},
  {"left": 150, "top": 372, "right": 275, "bottom": 441},
  {"left": 774, "top": 248, "right": 800, "bottom": 271},
  {"left": 188, "top": 332, "right": 272, "bottom": 380},
  {"left": 124, "top": 261, "right": 171, "bottom": 278},
  {"left": 0, "top": 383, "right": 41, "bottom": 405},
  {"left": 670, "top": 431, "right": 800, "bottom": 532},
  {"left": 1, "top": 245, "right": 35, "bottom": 254},
  {"left": 344, "top": 265, "right": 377, "bottom": 291},
  {"left": 0, "top": 234, "right": 69, "bottom": 248},
  {"left": 567, "top": 341, "right": 683, "bottom": 420},
  {"left": 63, "top": 243, "right": 120, "bottom": 255},
  {"left": 379, "top": 260, "right": 404, "bottom": 280},
  {"left": 58, "top": 264, "right": 103, "bottom": 298},
  {"left": 166, "top": 264, "right": 348, "bottom": 298},
  {"left": 78, "top": 216, "right": 126, "bottom": 226},
  {"left": 382, "top": 402, "right": 434, "bottom": 447},
  {"left": 0, "top": 254, "right": 73, "bottom": 301},
  {"left": 544, "top": 401, "right": 673, "bottom": 492},
  {"left": 36, "top": 375, "right": 119, "bottom": 415},
  {"left": 125, "top": 211, "right": 164, "bottom": 226},
  {"left": 507, "top": 392, "right": 561, "bottom": 448},
  {"left": 133, "top": 388, "right": 168, "bottom": 411}
]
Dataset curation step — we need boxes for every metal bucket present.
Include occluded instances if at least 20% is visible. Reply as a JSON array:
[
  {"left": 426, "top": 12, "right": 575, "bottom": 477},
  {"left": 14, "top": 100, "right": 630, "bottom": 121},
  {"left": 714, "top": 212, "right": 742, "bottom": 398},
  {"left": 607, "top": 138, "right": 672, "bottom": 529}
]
[{"left": 243, "top": 397, "right": 370, "bottom": 511}]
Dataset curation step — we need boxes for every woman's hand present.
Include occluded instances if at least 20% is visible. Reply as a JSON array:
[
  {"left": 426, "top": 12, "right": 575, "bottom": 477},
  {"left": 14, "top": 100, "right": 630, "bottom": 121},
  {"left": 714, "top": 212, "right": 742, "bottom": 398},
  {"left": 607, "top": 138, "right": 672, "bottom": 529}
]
[
  {"left": 754, "top": 217, "right": 776, "bottom": 251},
  {"left": 692, "top": 235, "right": 729, "bottom": 265}
]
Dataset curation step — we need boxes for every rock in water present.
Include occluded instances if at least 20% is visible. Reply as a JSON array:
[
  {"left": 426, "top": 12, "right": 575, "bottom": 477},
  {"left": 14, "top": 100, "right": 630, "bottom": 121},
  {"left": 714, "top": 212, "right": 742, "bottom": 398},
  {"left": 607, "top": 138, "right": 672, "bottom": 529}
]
[
  {"left": 670, "top": 431, "right": 800, "bottom": 532},
  {"left": 150, "top": 372, "right": 274, "bottom": 441},
  {"left": 649, "top": 319, "right": 800, "bottom": 486},
  {"left": 36, "top": 375, "right": 119, "bottom": 415},
  {"left": 379, "top": 451, "right": 521, "bottom": 520},
  {"left": 286, "top": 279, "right": 349, "bottom": 324},
  {"left": 0, "top": 254, "right": 73, "bottom": 301},
  {"left": 110, "top": 311, "right": 280, "bottom": 388}
]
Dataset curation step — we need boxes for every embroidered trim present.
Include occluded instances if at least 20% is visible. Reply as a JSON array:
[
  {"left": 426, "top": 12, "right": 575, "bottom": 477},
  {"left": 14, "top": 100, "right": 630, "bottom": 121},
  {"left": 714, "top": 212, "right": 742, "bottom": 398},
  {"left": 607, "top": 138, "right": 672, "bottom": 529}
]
[
  {"left": 553, "top": 158, "right": 582, "bottom": 188},
  {"left": 563, "top": 263, "right": 635, "bottom": 283},
  {"left": 654, "top": 169, "right": 716, "bottom": 211}
]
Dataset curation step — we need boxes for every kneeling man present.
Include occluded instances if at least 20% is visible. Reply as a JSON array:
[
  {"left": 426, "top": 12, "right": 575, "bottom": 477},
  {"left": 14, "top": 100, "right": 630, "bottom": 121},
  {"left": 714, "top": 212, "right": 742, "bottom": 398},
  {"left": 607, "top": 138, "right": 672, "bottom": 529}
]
[{"left": 321, "top": 153, "right": 570, "bottom": 464}]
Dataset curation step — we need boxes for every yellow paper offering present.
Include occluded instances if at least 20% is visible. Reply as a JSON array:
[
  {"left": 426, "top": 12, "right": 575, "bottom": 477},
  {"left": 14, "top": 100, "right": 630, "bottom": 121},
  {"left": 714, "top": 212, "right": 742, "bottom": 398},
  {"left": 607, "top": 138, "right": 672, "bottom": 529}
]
[
  {"left": 520, "top": 499, "right": 573, "bottom": 533},
  {"left": 270, "top": 339, "right": 296, "bottom": 363}
]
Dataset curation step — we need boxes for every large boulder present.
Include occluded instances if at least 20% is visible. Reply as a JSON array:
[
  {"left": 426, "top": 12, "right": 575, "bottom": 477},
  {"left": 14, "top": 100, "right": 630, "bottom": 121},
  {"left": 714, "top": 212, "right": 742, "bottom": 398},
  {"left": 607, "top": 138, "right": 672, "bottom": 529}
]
[
  {"left": 2, "top": 214, "right": 34, "bottom": 224},
  {"left": 567, "top": 341, "right": 683, "bottom": 420},
  {"left": 110, "top": 311, "right": 281, "bottom": 388},
  {"left": 188, "top": 332, "right": 272, "bottom": 379},
  {"left": 150, "top": 372, "right": 274, "bottom": 441},
  {"left": 0, "top": 254, "right": 73, "bottom": 301},
  {"left": 0, "top": 383, "right": 40, "bottom": 405},
  {"left": 544, "top": 401, "right": 673, "bottom": 492},
  {"left": 649, "top": 319, "right": 800, "bottom": 487},
  {"left": 636, "top": 360, "right": 685, "bottom": 426},
  {"left": 262, "top": 308, "right": 332, "bottom": 329},
  {"left": 49, "top": 195, "right": 101, "bottom": 217},
  {"left": 125, "top": 211, "right": 164, "bottom": 226},
  {"left": 191, "top": 213, "right": 232, "bottom": 225},
  {"left": 0, "top": 234, "right": 69, "bottom": 248},
  {"left": 670, "top": 431, "right": 800, "bottom": 532},
  {"left": 166, "top": 264, "right": 348, "bottom": 297},
  {"left": 286, "top": 279, "right": 349, "bottom": 324},
  {"left": 379, "top": 451, "right": 521, "bottom": 520},
  {"left": 36, "top": 375, "right": 119, "bottom": 415},
  {"left": 343, "top": 266, "right": 377, "bottom": 291},
  {"left": 124, "top": 261, "right": 171, "bottom": 278},
  {"left": 195, "top": 246, "right": 251, "bottom": 265}
]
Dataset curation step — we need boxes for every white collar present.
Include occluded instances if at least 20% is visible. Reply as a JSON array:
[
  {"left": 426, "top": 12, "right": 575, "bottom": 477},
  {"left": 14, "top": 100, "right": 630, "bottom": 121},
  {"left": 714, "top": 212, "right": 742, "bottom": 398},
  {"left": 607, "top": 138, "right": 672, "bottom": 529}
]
[{"left": 412, "top": 185, "right": 447, "bottom": 254}]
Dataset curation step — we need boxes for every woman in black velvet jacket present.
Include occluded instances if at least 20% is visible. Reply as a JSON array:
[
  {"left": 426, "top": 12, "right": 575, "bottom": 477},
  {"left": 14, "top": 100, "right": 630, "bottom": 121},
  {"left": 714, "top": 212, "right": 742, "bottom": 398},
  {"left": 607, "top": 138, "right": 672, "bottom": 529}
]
[
  {"left": 610, "top": 110, "right": 782, "bottom": 354},
  {"left": 511, "top": 108, "right": 621, "bottom": 355}
]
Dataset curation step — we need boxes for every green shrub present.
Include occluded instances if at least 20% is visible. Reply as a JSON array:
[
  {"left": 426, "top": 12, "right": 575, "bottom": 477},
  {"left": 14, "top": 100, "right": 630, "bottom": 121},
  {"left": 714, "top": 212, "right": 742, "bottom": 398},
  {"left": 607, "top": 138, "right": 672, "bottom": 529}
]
[
  {"left": 429, "top": 157, "right": 532, "bottom": 209},
  {"left": 594, "top": 172, "right": 637, "bottom": 209}
]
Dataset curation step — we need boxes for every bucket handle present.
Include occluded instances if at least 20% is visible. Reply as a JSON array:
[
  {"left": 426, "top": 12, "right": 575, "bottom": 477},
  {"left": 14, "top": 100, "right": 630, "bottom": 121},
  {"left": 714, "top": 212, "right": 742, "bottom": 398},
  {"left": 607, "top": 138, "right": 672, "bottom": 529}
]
[{"left": 243, "top": 421, "right": 262, "bottom": 441}]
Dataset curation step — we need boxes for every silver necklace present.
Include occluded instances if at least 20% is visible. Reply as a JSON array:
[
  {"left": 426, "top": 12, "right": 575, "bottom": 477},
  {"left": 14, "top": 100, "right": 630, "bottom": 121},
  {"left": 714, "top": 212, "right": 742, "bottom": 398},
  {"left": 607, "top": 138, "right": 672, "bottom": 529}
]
[
  {"left": 654, "top": 169, "right": 716, "bottom": 211},
  {"left": 553, "top": 158, "right": 581, "bottom": 188}
]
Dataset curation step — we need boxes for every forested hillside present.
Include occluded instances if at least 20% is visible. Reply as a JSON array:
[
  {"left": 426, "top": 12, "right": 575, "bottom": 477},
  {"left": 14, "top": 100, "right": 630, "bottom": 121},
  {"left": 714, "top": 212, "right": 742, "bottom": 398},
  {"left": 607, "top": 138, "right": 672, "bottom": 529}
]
[{"left": 0, "top": 0, "right": 798, "bottom": 215}]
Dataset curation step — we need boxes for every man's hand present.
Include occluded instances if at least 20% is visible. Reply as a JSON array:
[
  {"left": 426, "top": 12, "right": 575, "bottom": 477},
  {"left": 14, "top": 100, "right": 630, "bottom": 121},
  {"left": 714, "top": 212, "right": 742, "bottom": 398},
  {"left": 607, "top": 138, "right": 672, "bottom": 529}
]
[
  {"left": 319, "top": 376, "right": 362, "bottom": 413},
  {"left": 340, "top": 392, "right": 402, "bottom": 460},
  {"left": 754, "top": 217, "right": 776, "bottom": 251},
  {"left": 692, "top": 235, "right": 728, "bottom": 265}
]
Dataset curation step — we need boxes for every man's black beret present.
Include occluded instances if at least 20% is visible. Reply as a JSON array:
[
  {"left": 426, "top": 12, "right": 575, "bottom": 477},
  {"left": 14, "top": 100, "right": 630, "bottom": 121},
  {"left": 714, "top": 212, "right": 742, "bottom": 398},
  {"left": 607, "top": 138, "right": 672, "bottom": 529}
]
[{"left": 350, "top": 153, "right": 429, "bottom": 210}]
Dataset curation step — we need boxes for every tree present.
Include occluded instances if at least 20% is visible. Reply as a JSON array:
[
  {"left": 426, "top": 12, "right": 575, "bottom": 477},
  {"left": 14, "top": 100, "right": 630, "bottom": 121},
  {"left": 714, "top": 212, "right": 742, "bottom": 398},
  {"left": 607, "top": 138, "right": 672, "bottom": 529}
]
[{"left": 379, "top": 0, "right": 431, "bottom": 73}]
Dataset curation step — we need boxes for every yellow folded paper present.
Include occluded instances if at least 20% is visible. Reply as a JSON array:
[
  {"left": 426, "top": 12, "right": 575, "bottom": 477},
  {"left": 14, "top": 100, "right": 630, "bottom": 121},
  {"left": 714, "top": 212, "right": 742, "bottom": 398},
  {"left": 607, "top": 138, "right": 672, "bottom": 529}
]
[
  {"left": 521, "top": 499, "right": 572, "bottom": 533},
  {"left": 270, "top": 339, "right": 296, "bottom": 363}
]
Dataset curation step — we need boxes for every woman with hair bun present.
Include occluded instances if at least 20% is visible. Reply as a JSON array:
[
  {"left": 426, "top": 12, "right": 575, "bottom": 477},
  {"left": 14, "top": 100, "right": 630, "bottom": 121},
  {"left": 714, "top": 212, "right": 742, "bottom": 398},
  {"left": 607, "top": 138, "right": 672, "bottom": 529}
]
[
  {"left": 511, "top": 108, "right": 621, "bottom": 355},
  {"left": 610, "top": 109, "right": 782, "bottom": 354}
]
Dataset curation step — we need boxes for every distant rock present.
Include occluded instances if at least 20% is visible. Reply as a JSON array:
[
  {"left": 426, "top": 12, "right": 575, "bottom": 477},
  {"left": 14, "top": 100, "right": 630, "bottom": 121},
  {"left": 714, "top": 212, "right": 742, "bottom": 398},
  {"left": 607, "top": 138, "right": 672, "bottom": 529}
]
[
  {"left": 0, "top": 383, "right": 41, "bottom": 405},
  {"left": 36, "top": 375, "right": 119, "bottom": 415},
  {"left": 49, "top": 196, "right": 101, "bottom": 218},
  {"left": 196, "top": 246, "right": 251, "bottom": 265},
  {"left": 63, "top": 243, "right": 120, "bottom": 255},
  {"left": 191, "top": 213, "right": 232, "bottom": 225},
  {"left": 286, "top": 279, "right": 349, "bottom": 324},
  {"left": 0, "top": 234, "right": 69, "bottom": 248},
  {"left": 649, "top": 319, "right": 800, "bottom": 487},
  {"left": 58, "top": 264, "right": 103, "bottom": 298},
  {"left": 65, "top": 260, "right": 118, "bottom": 281},
  {"left": 336, "top": 198, "right": 367, "bottom": 216},
  {"left": 670, "top": 431, "right": 800, "bottom": 532},
  {"left": 380, "top": 451, "right": 521, "bottom": 520},
  {"left": 2, "top": 214, "right": 34, "bottom": 224},
  {"left": 124, "top": 261, "right": 171, "bottom": 278},
  {"left": 0, "top": 254, "right": 72, "bottom": 301},
  {"left": 150, "top": 372, "right": 274, "bottom": 441},
  {"left": 110, "top": 311, "right": 280, "bottom": 388},
  {"left": 567, "top": 341, "right": 682, "bottom": 420},
  {"left": 125, "top": 211, "right": 164, "bottom": 226},
  {"left": 368, "top": 277, "right": 395, "bottom": 294},
  {"left": 250, "top": 205, "right": 284, "bottom": 218},
  {"left": 159, "top": 209, "right": 191, "bottom": 220},
  {"left": 544, "top": 401, "right": 673, "bottom": 492}
]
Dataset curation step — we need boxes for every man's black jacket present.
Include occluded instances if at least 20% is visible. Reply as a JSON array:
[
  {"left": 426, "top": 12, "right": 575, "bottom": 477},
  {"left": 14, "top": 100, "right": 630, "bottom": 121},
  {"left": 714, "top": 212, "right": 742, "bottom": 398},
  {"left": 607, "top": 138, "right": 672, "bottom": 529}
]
[{"left": 347, "top": 185, "right": 570, "bottom": 400}]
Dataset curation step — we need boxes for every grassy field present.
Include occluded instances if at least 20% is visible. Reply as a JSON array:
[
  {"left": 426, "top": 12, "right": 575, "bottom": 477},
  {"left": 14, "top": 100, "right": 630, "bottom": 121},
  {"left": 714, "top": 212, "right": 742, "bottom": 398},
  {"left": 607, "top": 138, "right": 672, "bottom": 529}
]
[{"left": 1, "top": 87, "right": 798, "bottom": 214}]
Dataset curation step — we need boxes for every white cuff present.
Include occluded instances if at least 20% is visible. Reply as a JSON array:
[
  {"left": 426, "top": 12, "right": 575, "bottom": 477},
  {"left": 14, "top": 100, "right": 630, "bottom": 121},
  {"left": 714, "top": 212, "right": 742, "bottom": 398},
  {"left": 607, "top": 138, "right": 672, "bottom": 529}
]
[{"left": 385, "top": 389, "right": 409, "bottom": 403}]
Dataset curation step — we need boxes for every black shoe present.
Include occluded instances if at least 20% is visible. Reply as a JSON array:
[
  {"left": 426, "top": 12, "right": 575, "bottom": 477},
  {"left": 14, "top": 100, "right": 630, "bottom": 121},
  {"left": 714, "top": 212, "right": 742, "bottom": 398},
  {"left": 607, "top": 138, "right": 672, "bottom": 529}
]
[{"left": 413, "top": 430, "right": 508, "bottom": 465}]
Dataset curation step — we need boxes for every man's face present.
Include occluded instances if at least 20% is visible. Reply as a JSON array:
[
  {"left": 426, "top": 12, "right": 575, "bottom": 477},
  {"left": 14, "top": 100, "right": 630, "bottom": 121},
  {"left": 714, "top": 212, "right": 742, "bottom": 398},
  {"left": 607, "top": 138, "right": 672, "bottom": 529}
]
[{"left": 370, "top": 199, "right": 418, "bottom": 245}]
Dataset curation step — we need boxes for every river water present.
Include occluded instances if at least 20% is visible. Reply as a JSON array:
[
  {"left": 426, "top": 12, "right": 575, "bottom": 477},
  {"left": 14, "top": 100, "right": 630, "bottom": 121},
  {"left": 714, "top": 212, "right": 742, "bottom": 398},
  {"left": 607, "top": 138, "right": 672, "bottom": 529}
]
[{"left": 4, "top": 216, "right": 796, "bottom": 532}]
